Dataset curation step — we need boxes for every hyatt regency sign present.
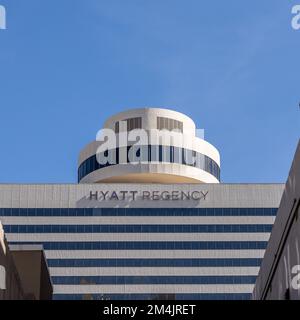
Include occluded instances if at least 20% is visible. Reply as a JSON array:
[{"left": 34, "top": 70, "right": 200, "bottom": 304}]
[{"left": 89, "top": 190, "right": 209, "bottom": 201}]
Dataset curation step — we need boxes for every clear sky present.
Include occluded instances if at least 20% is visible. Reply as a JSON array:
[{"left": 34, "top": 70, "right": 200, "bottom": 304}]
[{"left": 0, "top": 0, "right": 299, "bottom": 184}]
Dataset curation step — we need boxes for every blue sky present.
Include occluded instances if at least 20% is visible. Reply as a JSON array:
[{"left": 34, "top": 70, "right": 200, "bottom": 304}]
[{"left": 0, "top": 0, "right": 299, "bottom": 183}]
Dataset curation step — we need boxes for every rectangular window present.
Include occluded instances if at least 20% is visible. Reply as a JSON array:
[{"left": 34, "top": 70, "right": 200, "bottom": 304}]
[
  {"left": 157, "top": 117, "right": 183, "bottom": 133},
  {"left": 115, "top": 121, "right": 119, "bottom": 134},
  {"left": 128, "top": 117, "right": 142, "bottom": 131},
  {"left": 115, "top": 117, "right": 142, "bottom": 133}
]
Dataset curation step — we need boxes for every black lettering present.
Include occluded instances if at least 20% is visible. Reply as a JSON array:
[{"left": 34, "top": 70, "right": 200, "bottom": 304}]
[
  {"left": 100, "top": 191, "right": 109, "bottom": 200},
  {"left": 201, "top": 191, "right": 209, "bottom": 200},
  {"left": 181, "top": 191, "right": 190, "bottom": 200},
  {"left": 172, "top": 191, "right": 179, "bottom": 200},
  {"left": 119, "top": 191, "right": 128, "bottom": 200},
  {"left": 130, "top": 191, "right": 138, "bottom": 201},
  {"left": 161, "top": 191, "right": 170, "bottom": 200},
  {"left": 89, "top": 191, "right": 98, "bottom": 200},
  {"left": 143, "top": 191, "right": 151, "bottom": 200},
  {"left": 152, "top": 191, "right": 160, "bottom": 200},
  {"left": 110, "top": 191, "right": 119, "bottom": 200},
  {"left": 191, "top": 191, "right": 201, "bottom": 200}
]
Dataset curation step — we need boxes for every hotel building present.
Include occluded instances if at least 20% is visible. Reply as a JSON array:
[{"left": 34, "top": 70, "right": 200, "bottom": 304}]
[{"left": 0, "top": 108, "right": 284, "bottom": 300}]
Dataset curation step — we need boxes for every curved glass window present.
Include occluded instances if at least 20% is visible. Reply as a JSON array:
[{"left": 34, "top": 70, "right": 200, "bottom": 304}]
[{"left": 78, "top": 145, "right": 220, "bottom": 182}]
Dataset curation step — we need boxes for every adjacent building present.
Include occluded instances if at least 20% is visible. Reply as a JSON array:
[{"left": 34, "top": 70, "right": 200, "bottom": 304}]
[
  {"left": 0, "top": 108, "right": 285, "bottom": 300},
  {"left": 0, "top": 222, "right": 53, "bottom": 300},
  {"left": 253, "top": 141, "right": 300, "bottom": 300}
]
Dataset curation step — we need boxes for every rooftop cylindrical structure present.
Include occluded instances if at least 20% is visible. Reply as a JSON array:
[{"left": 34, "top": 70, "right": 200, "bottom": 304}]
[{"left": 78, "top": 108, "right": 220, "bottom": 184}]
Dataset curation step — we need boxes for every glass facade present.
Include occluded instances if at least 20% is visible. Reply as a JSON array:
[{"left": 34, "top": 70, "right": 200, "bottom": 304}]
[
  {"left": 53, "top": 293, "right": 252, "bottom": 300},
  {"left": 0, "top": 207, "right": 277, "bottom": 216},
  {"left": 3, "top": 224, "right": 273, "bottom": 233},
  {"left": 78, "top": 145, "right": 221, "bottom": 182},
  {"left": 8, "top": 241, "right": 268, "bottom": 250},
  {"left": 0, "top": 207, "right": 277, "bottom": 300},
  {"left": 52, "top": 275, "right": 257, "bottom": 285},
  {"left": 47, "top": 258, "right": 263, "bottom": 267}
]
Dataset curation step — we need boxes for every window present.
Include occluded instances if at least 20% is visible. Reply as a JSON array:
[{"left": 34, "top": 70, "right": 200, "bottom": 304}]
[
  {"left": 115, "top": 121, "right": 119, "bottom": 134},
  {"left": 115, "top": 117, "right": 142, "bottom": 133},
  {"left": 157, "top": 117, "right": 183, "bottom": 133},
  {"left": 78, "top": 145, "right": 221, "bottom": 182}
]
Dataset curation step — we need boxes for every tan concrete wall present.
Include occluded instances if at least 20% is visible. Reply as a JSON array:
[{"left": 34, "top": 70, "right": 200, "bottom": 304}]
[{"left": 0, "top": 222, "right": 24, "bottom": 300}]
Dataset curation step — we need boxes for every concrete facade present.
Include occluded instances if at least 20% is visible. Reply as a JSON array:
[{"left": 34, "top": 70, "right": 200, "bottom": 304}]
[
  {"left": 0, "top": 183, "right": 284, "bottom": 300},
  {"left": 253, "top": 141, "right": 300, "bottom": 300},
  {"left": 0, "top": 222, "right": 24, "bottom": 299},
  {"left": 0, "top": 222, "right": 52, "bottom": 300},
  {"left": 78, "top": 108, "right": 220, "bottom": 184}
]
